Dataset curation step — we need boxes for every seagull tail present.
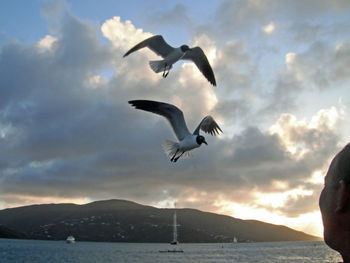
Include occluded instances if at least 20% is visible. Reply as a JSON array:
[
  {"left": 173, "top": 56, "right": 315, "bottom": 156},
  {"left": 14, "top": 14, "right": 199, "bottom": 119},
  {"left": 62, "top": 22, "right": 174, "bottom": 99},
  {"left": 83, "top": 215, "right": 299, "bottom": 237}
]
[
  {"left": 162, "top": 140, "right": 179, "bottom": 157},
  {"left": 161, "top": 140, "right": 192, "bottom": 159},
  {"left": 149, "top": 60, "right": 171, "bottom": 73}
]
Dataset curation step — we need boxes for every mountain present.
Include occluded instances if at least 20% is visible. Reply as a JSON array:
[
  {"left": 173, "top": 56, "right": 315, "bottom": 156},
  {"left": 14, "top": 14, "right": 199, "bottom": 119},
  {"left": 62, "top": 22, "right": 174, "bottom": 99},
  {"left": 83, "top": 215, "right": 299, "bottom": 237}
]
[
  {"left": 0, "top": 225, "right": 26, "bottom": 239},
  {"left": 0, "top": 199, "right": 321, "bottom": 242}
]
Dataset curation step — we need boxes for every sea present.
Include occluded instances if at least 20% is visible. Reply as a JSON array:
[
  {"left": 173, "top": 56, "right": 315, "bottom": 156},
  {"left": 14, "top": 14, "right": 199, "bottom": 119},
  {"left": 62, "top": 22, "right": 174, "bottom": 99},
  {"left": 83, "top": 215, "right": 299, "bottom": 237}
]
[{"left": 0, "top": 238, "right": 342, "bottom": 263}]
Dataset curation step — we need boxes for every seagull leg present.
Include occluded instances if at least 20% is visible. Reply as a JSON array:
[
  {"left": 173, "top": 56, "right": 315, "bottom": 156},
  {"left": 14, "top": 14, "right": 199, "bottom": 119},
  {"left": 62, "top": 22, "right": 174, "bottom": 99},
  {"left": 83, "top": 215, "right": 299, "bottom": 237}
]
[
  {"left": 164, "top": 68, "right": 170, "bottom": 78},
  {"left": 170, "top": 149, "right": 179, "bottom": 162},
  {"left": 162, "top": 63, "right": 168, "bottom": 78},
  {"left": 163, "top": 64, "right": 170, "bottom": 78},
  {"left": 174, "top": 151, "right": 185, "bottom": 162}
]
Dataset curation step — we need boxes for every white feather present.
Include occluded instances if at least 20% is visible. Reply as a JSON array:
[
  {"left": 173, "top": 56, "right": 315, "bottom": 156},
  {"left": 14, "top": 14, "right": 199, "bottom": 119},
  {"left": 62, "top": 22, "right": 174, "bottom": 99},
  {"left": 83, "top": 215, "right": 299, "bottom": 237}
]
[
  {"left": 149, "top": 60, "right": 172, "bottom": 73},
  {"left": 161, "top": 140, "right": 192, "bottom": 158},
  {"left": 162, "top": 140, "right": 179, "bottom": 156}
]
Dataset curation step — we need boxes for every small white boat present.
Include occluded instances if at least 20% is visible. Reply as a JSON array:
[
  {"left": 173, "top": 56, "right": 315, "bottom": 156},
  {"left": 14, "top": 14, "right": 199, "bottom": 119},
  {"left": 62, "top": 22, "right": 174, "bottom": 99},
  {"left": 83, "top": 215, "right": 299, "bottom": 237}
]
[{"left": 66, "top": 235, "right": 75, "bottom": 243}]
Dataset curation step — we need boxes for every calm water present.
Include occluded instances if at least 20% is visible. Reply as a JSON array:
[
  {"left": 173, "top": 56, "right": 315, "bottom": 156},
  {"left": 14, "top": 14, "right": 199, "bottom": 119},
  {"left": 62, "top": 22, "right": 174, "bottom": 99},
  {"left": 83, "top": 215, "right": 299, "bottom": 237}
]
[{"left": 0, "top": 238, "right": 342, "bottom": 263}]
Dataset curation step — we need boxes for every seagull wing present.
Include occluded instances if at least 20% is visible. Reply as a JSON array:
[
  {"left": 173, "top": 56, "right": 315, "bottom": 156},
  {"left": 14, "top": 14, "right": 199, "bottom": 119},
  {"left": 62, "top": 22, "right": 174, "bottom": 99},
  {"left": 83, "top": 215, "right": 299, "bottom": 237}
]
[
  {"left": 193, "top": 116, "right": 222, "bottom": 136},
  {"left": 181, "top": 47, "right": 216, "bottom": 86},
  {"left": 123, "top": 35, "right": 174, "bottom": 58},
  {"left": 128, "top": 100, "right": 191, "bottom": 141}
]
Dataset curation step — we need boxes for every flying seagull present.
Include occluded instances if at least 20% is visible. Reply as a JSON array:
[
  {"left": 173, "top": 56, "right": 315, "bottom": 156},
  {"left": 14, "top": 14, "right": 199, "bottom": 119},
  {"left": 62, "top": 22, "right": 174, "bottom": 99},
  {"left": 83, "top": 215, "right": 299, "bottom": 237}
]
[
  {"left": 128, "top": 100, "right": 222, "bottom": 162},
  {"left": 123, "top": 35, "right": 216, "bottom": 86}
]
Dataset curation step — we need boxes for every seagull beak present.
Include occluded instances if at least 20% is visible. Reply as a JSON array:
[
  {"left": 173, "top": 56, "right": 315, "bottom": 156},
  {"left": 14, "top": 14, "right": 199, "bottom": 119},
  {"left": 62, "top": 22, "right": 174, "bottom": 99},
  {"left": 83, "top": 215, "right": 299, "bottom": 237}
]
[{"left": 203, "top": 140, "right": 208, "bottom": 145}]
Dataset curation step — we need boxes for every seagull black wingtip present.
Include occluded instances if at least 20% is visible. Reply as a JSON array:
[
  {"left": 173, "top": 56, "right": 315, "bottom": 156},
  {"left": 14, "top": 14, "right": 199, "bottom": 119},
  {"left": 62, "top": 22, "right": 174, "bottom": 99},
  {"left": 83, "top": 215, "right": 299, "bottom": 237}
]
[
  {"left": 128, "top": 100, "right": 137, "bottom": 107},
  {"left": 123, "top": 51, "right": 131, "bottom": 58},
  {"left": 212, "top": 76, "right": 217, "bottom": 86},
  {"left": 208, "top": 77, "right": 216, "bottom": 86}
]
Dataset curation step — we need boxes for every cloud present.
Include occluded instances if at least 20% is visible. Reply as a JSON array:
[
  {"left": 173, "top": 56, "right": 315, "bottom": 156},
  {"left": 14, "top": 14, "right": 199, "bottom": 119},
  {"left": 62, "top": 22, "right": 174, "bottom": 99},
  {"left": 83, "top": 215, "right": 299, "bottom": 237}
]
[
  {"left": 174, "top": 105, "right": 343, "bottom": 217},
  {"left": 37, "top": 35, "right": 57, "bottom": 51},
  {"left": 56, "top": 14, "right": 112, "bottom": 71},
  {"left": 0, "top": 12, "right": 116, "bottom": 195},
  {"left": 332, "top": 42, "right": 350, "bottom": 81},
  {"left": 216, "top": 0, "right": 274, "bottom": 33},
  {"left": 144, "top": 4, "right": 193, "bottom": 29},
  {"left": 101, "top": 16, "right": 153, "bottom": 52},
  {"left": 280, "top": 41, "right": 350, "bottom": 90},
  {"left": 210, "top": 39, "right": 259, "bottom": 127},
  {"left": 40, "top": 0, "right": 70, "bottom": 20},
  {"left": 280, "top": 0, "right": 350, "bottom": 16},
  {"left": 215, "top": 40, "right": 253, "bottom": 91},
  {"left": 262, "top": 22, "right": 276, "bottom": 35},
  {"left": 0, "top": 13, "right": 222, "bottom": 207},
  {"left": 288, "top": 23, "right": 323, "bottom": 44},
  {"left": 270, "top": 107, "right": 342, "bottom": 163},
  {"left": 217, "top": 0, "right": 350, "bottom": 33},
  {"left": 278, "top": 192, "right": 319, "bottom": 217}
]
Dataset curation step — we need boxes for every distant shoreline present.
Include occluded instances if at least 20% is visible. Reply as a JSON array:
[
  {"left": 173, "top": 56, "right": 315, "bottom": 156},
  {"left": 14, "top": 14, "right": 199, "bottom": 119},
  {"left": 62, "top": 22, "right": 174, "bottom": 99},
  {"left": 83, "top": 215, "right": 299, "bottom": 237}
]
[{"left": 0, "top": 237, "right": 324, "bottom": 244}]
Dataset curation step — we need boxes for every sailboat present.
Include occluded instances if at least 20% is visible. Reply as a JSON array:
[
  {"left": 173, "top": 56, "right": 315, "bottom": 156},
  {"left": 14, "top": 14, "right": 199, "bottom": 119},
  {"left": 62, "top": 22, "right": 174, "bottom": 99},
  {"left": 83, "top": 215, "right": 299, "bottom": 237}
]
[
  {"left": 159, "top": 205, "right": 184, "bottom": 253},
  {"left": 170, "top": 209, "right": 178, "bottom": 245}
]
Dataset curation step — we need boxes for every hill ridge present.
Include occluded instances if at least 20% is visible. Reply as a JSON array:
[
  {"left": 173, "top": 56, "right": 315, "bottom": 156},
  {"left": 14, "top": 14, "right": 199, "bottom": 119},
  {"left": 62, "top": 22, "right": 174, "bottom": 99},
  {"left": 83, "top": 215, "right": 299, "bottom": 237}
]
[{"left": 0, "top": 199, "right": 321, "bottom": 242}]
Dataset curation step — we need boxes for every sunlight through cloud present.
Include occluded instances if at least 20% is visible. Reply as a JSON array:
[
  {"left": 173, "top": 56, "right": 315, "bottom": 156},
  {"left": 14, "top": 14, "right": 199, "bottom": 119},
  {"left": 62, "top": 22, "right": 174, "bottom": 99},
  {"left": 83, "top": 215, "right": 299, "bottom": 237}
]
[
  {"left": 269, "top": 106, "right": 342, "bottom": 159},
  {"left": 262, "top": 21, "right": 276, "bottom": 34}
]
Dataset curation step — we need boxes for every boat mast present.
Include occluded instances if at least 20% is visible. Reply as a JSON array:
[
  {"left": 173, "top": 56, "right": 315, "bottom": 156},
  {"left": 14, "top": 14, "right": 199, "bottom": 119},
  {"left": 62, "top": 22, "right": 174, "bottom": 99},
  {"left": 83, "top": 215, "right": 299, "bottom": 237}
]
[
  {"left": 173, "top": 210, "right": 177, "bottom": 243},
  {"left": 171, "top": 203, "right": 178, "bottom": 244}
]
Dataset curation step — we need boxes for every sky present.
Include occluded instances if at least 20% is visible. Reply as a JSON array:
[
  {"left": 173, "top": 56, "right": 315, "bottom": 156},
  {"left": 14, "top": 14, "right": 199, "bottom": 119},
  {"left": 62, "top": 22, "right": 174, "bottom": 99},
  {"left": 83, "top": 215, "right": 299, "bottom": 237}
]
[{"left": 0, "top": 0, "right": 350, "bottom": 238}]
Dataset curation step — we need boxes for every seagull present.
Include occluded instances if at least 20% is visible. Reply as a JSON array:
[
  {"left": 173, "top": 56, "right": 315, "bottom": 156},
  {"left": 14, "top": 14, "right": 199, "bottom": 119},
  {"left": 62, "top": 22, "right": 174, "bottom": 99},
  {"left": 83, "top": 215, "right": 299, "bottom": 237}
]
[
  {"left": 123, "top": 35, "right": 216, "bottom": 86},
  {"left": 128, "top": 100, "right": 222, "bottom": 162}
]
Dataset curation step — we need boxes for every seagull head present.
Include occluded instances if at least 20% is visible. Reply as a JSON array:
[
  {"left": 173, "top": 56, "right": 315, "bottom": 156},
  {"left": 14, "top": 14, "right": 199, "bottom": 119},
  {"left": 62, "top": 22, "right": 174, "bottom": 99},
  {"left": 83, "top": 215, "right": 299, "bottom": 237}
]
[
  {"left": 180, "top": 45, "right": 190, "bottom": 53},
  {"left": 196, "top": 135, "right": 208, "bottom": 146}
]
